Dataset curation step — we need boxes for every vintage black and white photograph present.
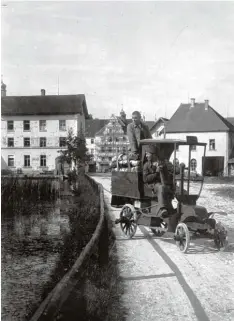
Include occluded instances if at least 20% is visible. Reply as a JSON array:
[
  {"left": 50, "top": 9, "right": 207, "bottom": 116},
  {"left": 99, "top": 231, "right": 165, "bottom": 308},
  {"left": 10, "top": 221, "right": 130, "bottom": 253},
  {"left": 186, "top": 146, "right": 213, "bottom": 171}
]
[{"left": 1, "top": 1, "right": 234, "bottom": 320}]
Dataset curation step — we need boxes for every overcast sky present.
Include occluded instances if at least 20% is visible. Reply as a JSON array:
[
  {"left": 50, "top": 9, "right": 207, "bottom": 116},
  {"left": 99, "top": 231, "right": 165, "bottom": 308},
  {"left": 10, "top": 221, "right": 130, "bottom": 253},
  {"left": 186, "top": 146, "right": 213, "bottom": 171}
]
[{"left": 2, "top": 1, "right": 234, "bottom": 120}]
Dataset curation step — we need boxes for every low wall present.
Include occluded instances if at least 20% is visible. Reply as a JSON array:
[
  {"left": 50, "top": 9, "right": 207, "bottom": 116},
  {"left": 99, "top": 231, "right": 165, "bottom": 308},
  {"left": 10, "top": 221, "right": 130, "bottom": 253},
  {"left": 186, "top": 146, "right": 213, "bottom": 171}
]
[{"left": 29, "top": 175, "right": 106, "bottom": 321}]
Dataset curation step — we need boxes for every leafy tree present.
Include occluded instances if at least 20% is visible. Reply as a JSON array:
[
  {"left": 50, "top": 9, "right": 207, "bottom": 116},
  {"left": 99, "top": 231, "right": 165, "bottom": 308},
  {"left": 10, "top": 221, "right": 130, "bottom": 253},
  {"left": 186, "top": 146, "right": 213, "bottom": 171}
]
[
  {"left": 58, "top": 128, "right": 90, "bottom": 172},
  {"left": 87, "top": 113, "right": 93, "bottom": 119}
]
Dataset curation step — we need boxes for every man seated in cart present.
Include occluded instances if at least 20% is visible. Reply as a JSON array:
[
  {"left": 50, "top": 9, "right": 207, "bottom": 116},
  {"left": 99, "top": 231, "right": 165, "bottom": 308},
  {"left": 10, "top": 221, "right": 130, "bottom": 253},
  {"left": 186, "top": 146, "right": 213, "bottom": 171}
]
[{"left": 143, "top": 145, "right": 176, "bottom": 218}]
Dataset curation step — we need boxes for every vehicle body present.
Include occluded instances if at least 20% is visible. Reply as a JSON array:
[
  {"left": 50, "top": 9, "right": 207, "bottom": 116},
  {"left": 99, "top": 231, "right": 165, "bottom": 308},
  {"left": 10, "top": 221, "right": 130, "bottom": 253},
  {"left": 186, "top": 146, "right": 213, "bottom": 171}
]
[{"left": 112, "top": 136, "right": 228, "bottom": 253}]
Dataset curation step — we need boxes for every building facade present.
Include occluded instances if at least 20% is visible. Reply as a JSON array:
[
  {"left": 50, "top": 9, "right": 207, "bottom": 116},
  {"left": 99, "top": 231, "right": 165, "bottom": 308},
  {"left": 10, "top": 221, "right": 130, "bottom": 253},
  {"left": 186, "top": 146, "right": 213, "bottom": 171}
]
[
  {"left": 1, "top": 87, "right": 88, "bottom": 174},
  {"left": 95, "top": 114, "right": 129, "bottom": 172},
  {"left": 165, "top": 98, "right": 234, "bottom": 176},
  {"left": 85, "top": 111, "right": 155, "bottom": 172}
]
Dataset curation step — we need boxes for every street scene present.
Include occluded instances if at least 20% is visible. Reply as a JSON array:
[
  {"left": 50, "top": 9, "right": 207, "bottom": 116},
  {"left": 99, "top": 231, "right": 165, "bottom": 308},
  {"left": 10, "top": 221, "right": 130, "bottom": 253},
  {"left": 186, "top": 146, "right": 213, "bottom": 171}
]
[
  {"left": 93, "top": 174, "right": 234, "bottom": 321},
  {"left": 1, "top": 1, "right": 234, "bottom": 321}
]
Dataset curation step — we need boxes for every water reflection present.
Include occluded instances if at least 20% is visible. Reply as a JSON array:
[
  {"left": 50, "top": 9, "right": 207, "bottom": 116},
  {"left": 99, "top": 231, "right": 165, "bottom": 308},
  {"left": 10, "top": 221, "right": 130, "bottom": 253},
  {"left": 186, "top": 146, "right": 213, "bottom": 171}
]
[{"left": 1, "top": 197, "right": 71, "bottom": 321}]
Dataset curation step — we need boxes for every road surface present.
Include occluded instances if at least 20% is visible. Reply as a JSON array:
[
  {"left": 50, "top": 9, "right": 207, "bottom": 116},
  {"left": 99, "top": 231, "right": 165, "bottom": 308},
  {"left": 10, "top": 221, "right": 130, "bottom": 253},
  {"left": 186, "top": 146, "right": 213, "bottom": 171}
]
[{"left": 93, "top": 175, "right": 234, "bottom": 321}]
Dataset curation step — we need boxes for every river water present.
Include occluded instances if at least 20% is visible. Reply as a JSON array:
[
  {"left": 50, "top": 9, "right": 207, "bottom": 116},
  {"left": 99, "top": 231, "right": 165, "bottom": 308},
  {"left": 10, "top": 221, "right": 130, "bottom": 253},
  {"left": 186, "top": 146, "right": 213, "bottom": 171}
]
[{"left": 1, "top": 189, "right": 73, "bottom": 320}]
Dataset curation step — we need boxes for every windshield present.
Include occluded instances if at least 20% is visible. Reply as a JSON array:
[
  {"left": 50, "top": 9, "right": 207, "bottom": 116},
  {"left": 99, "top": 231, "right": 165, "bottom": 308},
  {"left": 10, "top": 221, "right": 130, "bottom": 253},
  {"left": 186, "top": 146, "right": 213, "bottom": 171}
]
[{"left": 170, "top": 144, "right": 206, "bottom": 197}]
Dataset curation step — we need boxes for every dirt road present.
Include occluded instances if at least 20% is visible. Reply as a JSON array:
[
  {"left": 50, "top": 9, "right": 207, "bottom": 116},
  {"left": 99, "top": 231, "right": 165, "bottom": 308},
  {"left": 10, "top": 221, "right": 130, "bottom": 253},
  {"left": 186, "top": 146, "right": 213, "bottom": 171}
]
[{"left": 93, "top": 175, "right": 234, "bottom": 321}]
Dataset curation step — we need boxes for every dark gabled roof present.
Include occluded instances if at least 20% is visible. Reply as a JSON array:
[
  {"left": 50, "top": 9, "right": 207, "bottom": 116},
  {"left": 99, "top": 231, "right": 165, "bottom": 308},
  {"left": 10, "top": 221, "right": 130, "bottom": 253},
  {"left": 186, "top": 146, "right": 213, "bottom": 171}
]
[
  {"left": 226, "top": 117, "right": 234, "bottom": 127},
  {"left": 1, "top": 94, "right": 89, "bottom": 118},
  {"left": 150, "top": 117, "right": 169, "bottom": 132},
  {"left": 166, "top": 103, "right": 234, "bottom": 133},
  {"left": 85, "top": 119, "right": 108, "bottom": 137}
]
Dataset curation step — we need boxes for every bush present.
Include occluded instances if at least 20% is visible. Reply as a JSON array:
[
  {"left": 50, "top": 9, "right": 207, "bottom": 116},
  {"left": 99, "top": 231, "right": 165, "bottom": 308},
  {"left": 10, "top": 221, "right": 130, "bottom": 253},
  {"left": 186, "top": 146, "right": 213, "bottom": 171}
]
[{"left": 1, "top": 169, "right": 13, "bottom": 176}]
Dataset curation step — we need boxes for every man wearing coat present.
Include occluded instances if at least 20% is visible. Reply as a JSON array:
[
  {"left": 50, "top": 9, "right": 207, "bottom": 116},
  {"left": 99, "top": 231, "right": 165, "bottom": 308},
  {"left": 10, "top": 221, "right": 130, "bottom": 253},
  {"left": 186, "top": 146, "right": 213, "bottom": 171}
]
[
  {"left": 143, "top": 145, "right": 175, "bottom": 217},
  {"left": 127, "top": 111, "right": 152, "bottom": 159}
]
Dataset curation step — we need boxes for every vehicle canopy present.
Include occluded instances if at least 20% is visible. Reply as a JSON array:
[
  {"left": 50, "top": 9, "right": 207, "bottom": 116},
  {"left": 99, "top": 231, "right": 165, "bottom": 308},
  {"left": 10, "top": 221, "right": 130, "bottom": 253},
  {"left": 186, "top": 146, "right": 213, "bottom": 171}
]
[
  {"left": 140, "top": 138, "right": 184, "bottom": 161},
  {"left": 139, "top": 136, "right": 207, "bottom": 200}
]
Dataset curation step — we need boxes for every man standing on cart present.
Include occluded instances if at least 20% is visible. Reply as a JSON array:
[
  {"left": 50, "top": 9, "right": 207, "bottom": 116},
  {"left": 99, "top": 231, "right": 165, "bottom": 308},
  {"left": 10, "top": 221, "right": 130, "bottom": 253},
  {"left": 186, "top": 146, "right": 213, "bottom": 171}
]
[
  {"left": 143, "top": 145, "right": 176, "bottom": 218},
  {"left": 127, "top": 111, "right": 152, "bottom": 160}
]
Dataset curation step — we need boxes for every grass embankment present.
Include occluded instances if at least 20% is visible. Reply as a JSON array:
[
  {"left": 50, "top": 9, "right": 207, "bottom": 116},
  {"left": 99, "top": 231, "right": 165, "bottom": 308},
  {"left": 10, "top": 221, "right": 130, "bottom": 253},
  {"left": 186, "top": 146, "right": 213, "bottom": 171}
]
[
  {"left": 1, "top": 176, "right": 58, "bottom": 217},
  {"left": 54, "top": 176, "right": 127, "bottom": 321}
]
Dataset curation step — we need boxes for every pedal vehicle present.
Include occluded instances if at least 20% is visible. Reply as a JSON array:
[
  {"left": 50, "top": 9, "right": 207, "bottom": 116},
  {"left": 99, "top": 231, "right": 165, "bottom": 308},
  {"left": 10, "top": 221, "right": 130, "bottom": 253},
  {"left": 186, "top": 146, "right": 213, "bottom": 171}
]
[{"left": 112, "top": 136, "right": 228, "bottom": 253}]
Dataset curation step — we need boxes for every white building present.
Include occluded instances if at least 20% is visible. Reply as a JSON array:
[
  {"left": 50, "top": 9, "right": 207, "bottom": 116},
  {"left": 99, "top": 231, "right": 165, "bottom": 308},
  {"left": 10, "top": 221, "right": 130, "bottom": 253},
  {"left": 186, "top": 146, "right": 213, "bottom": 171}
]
[
  {"left": 1, "top": 87, "right": 88, "bottom": 174},
  {"left": 166, "top": 98, "right": 234, "bottom": 176},
  {"left": 150, "top": 117, "right": 169, "bottom": 138}
]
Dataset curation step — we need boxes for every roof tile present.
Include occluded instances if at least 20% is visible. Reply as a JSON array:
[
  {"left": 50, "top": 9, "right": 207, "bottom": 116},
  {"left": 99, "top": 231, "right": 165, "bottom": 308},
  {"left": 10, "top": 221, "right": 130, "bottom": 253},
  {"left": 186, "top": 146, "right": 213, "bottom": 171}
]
[
  {"left": 166, "top": 103, "right": 234, "bottom": 133},
  {"left": 1, "top": 94, "right": 88, "bottom": 117}
]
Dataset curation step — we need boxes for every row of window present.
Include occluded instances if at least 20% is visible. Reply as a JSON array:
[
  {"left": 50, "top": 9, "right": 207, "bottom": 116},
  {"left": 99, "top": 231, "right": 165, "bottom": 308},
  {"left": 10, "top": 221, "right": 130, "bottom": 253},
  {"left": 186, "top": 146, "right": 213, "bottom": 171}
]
[
  {"left": 90, "top": 136, "right": 127, "bottom": 144},
  {"left": 99, "top": 146, "right": 126, "bottom": 153},
  {"left": 6, "top": 120, "right": 67, "bottom": 132},
  {"left": 6, "top": 137, "right": 67, "bottom": 148},
  {"left": 8, "top": 155, "right": 47, "bottom": 167},
  {"left": 176, "top": 139, "right": 216, "bottom": 151}
]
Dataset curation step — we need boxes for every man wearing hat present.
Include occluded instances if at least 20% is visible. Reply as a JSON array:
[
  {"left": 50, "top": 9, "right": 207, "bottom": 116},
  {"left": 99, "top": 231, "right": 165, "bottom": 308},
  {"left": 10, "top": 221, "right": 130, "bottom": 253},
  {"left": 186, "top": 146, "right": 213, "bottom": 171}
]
[
  {"left": 143, "top": 145, "right": 174, "bottom": 217},
  {"left": 127, "top": 111, "right": 152, "bottom": 159}
]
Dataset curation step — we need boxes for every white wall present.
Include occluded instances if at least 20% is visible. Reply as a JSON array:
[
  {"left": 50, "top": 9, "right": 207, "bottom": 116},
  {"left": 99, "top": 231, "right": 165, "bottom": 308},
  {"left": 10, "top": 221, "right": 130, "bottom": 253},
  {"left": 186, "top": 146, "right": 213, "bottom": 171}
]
[
  {"left": 86, "top": 137, "right": 95, "bottom": 159},
  {"left": 166, "top": 132, "right": 228, "bottom": 175},
  {"left": 1, "top": 114, "right": 85, "bottom": 172}
]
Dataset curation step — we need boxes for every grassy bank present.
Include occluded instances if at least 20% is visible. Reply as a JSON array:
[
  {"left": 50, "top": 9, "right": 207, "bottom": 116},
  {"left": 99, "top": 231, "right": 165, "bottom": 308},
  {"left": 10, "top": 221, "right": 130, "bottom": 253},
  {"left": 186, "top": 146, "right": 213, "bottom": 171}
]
[
  {"left": 26, "top": 173, "right": 101, "bottom": 320},
  {"left": 1, "top": 176, "right": 59, "bottom": 217},
  {"left": 56, "top": 202, "right": 127, "bottom": 321}
]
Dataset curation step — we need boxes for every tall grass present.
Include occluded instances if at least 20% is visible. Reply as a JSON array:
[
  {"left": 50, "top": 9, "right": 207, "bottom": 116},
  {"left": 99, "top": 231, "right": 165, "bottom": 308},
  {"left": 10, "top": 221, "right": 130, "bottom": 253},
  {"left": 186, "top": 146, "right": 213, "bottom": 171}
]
[
  {"left": 1, "top": 176, "right": 59, "bottom": 217},
  {"left": 26, "top": 173, "right": 100, "bottom": 319}
]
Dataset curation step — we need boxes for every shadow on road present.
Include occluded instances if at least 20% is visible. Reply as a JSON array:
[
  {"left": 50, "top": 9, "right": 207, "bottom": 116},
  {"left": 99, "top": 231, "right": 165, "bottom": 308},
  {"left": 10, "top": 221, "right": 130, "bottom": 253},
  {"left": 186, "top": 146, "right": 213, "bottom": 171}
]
[{"left": 144, "top": 230, "right": 234, "bottom": 254}]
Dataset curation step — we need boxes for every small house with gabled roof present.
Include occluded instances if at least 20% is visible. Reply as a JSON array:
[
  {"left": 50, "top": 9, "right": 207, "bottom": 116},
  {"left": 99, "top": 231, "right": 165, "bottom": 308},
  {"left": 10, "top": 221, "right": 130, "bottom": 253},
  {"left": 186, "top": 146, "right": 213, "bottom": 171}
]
[
  {"left": 150, "top": 117, "right": 169, "bottom": 138},
  {"left": 165, "top": 98, "right": 234, "bottom": 176}
]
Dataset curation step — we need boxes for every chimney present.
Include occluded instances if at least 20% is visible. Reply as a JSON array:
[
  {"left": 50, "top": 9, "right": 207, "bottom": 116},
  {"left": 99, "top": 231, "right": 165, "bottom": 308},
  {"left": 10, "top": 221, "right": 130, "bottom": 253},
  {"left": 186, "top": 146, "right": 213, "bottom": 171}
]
[
  {"left": 1, "top": 80, "right": 7, "bottom": 97},
  {"left": 204, "top": 99, "right": 209, "bottom": 110},
  {"left": 190, "top": 98, "right": 195, "bottom": 108},
  {"left": 41, "top": 89, "right": 46, "bottom": 96}
]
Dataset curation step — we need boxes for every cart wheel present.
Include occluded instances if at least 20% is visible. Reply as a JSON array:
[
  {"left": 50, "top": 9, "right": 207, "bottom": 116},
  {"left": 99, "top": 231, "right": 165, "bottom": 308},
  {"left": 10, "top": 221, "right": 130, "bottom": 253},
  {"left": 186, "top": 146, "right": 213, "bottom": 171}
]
[
  {"left": 120, "top": 204, "right": 137, "bottom": 239},
  {"left": 214, "top": 223, "right": 228, "bottom": 251},
  {"left": 151, "top": 222, "right": 168, "bottom": 236},
  {"left": 175, "top": 223, "right": 190, "bottom": 253}
]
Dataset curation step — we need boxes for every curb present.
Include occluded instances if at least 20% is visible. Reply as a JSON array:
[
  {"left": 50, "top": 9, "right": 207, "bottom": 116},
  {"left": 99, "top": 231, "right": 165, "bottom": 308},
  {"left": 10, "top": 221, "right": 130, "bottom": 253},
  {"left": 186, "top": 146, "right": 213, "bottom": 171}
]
[{"left": 29, "top": 177, "right": 105, "bottom": 321}]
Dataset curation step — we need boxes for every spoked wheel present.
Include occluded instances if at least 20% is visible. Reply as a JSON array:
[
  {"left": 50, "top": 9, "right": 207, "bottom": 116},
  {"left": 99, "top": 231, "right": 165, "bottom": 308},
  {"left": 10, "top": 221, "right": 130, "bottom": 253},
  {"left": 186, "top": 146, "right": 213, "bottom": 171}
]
[
  {"left": 214, "top": 222, "right": 228, "bottom": 251},
  {"left": 174, "top": 223, "right": 190, "bottom": 253},
  {"left": 151, "top": 221, "right": 168, "bottom": 237},
  {"left": 119, "top": 204, "right": 137, "bottom": 239}
]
